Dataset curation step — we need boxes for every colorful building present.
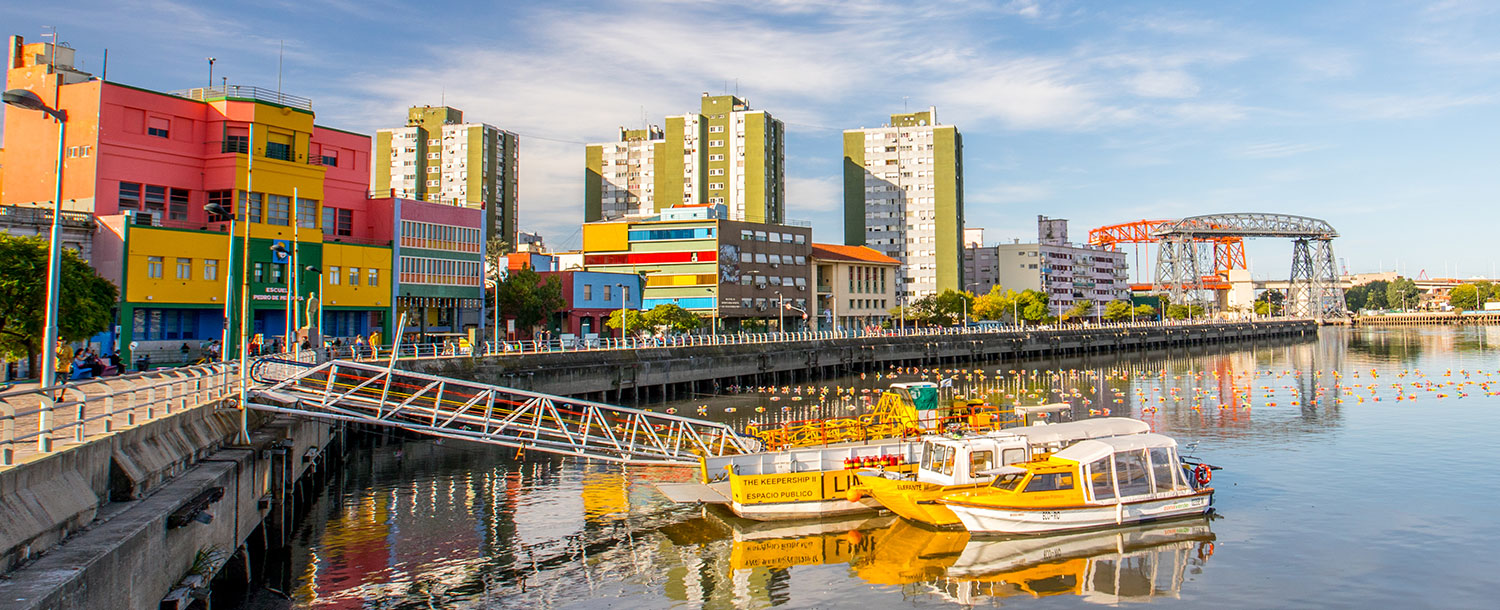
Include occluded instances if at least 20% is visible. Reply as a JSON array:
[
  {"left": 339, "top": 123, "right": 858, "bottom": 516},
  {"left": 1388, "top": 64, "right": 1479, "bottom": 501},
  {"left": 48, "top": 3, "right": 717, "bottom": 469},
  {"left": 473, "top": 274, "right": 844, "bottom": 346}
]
[
  {"left": 585, "top": 94, "right": 785, "bottom": 224},
  {"left": 372, "top": 105, "right": 519, "bottom": 250},
  {"left": 538, "top": 270, "right": 643, "bottom": 337},
  {"left": 811, "top": 243, "right": 900, "bottom": 331},
  {"left": 0, "top": 35, "right": 425, "bottom": 362},
  {"left": 581, "top": 204, "right": 811, "bottom": 330},
  {"left": 843, "top": 107, "right": 965, "bottom": 298},
  {"left": 371, "top": 196, "right": 485, "bottom": 339}
]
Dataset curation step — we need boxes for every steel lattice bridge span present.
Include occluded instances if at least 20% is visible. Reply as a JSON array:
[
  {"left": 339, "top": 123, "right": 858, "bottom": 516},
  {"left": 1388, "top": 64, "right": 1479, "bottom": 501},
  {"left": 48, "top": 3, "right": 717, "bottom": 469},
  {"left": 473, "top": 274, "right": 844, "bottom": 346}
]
[
  {"left": 248, "top": 358, "right": 762, "bottom": 465},
  {"left": 1149, "top": 213, "right": 1346, "bottom": 318}
]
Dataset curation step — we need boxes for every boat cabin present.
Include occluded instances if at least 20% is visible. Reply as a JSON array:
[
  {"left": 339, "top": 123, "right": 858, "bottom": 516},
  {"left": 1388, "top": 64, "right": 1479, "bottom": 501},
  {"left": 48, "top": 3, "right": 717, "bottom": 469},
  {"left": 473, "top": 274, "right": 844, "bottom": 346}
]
[
  {"left": 990, "top": 433, "right": 1195, "bottom": 504},
  {"left": 914, "top": 418, "right": 1151, "bottom": 487}
]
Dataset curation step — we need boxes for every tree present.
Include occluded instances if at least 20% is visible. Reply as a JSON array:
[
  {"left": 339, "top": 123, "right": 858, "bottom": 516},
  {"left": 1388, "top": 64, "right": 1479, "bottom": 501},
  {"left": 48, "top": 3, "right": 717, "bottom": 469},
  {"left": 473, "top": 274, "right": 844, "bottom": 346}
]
[
  {"left": 973, "top": 287, "right": 1019, "bottom": 321},
  {"left": 1063, "top": 300, "right": 1094, "bottom": 322},
  {"left": 1017, "top": 290, "right": 1053, "bottom": 323},
  {"left": 1387, "top": 278, "right": 1419, "bottom": 311},
  {"left": 605, "top": 308, "right": 649, "bottom": 335},
  {"left": 0, "top": 234, "right": 118, "bottom": 371},
  {"left": 930, "top": 289, "right": 974, "bottom": 326},
  {"left": 1450, "top": 284, "right": 1478, "bottom": 310},
  {"left": 1166, "top": 304, "right": 1206, "bottom": 320},
  {"left": 643, "top": 303, "right": 702, "bottom": 333},
  {"left": 1362, "top": 280, "right": 1389, "bottom": 310},
  {"left": 1344, "top": 285, "right": 1367, "bottom": 312},
  {"left": 1103, "top": 300, "right": 1134, "bottom": 322},
  {"left": 1255, "top": 289, "right": 1285, "bottom": 316},
  {"left": 497, "top": 267, "right": 564, "bottom": 336},
  {"left": 1132, "top": 304, "right": 1157, "bottom": 320}
]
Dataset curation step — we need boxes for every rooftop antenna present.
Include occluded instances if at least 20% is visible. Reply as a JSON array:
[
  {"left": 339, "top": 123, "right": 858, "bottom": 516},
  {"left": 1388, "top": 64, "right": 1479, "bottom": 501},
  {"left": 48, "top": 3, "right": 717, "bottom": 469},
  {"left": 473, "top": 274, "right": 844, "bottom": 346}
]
[
  {"left": 207, "top": 57, "right": 215, "bottom": 89},
  {"left": 43, "top": 25, "right": 56, "bottom": 71},
  {"left": 903, "top": 96, "right": 909, "bottom": 112},
  {"left": 735, "top": 78, "right": 739, "bottom": 97},
  {"left": 276, "top": 40, "right": 284, "bottom": 96},
  {"left": 102, "top": 48, "right": 107, "bottom": 81}
]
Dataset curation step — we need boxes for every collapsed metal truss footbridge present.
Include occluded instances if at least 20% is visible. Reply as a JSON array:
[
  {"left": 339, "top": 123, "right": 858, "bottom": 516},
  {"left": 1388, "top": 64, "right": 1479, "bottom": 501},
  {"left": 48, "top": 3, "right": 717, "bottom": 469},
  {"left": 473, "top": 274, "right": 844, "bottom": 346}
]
[
  {"left": 1152, "top": 213, "right": 1345, "bottom": 318},
  {"left": 247, "top": 358, "right": 761, "bottom": 465}
]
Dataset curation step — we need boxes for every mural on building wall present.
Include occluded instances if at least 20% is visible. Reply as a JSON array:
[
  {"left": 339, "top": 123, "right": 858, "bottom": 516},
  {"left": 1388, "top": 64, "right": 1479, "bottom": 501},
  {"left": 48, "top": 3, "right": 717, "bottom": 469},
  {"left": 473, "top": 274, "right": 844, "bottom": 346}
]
[{"left": 718, "top": 244, "right": 740, "bottom": 283}]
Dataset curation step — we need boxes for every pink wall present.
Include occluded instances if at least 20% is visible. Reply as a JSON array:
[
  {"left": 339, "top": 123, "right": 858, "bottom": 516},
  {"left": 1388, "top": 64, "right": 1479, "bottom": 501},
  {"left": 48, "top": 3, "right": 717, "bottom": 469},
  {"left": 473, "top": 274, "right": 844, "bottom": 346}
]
[
  {"left": 94, "top": 83, "right": 215, "bottom": 220},
  {"left": 314, "top": 125, "right": 376, "bottom": 239}
]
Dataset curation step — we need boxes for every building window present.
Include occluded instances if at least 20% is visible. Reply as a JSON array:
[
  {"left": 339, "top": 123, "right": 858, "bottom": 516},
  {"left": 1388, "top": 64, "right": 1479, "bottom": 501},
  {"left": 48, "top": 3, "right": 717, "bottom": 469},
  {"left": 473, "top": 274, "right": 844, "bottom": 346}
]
[
  {"left": 147, "top": 256, "right": 164, "bottom": 278},
  {"left": 322, "top": 207, "right": 335, "bottom": 233},
  {"left": 583, "top": 285, "right": 592, "bottom": 300},
  {"left": 709, "top": 140, "right": 723, "bottom": 147},
  {"left": 147, "top": 117, "right": 170, "bottom": 138},
  {"left": 144, "top": 185, "right": 167, "bottom": 215},
  {"left": 169, "top": 188, "right": 190, "bottom": 220},
  {"left": 176, "top": 258, "right": 191, "bottom": 279},
  {"left": 223, "top": 126, "right": 249, "bottom": 154},
  {"left": 119, "top": 182, "right": 142, "bottom": 211},
  {"left": 337, "top": 209, "right": 353, "bottom": 236},
  {"left": 266, "top": 194, "right": 291, "bottom": 225},
  {"left": 296, "top": 197, "right": 318, "bottom": 228},
  {"left": 271, "top": 263, "right": 284, "bottom": 284},
  {"left": 329, "top": 266, "right": 341, "bottom": 285},
  {"left": 603, "top": 285, "right": 612, "bottom": 302},
  {"left": 265, "top": 132, "right": 293, "bottom": 161},
  {"left": 204, "top": 259, "right": 219, "bottom": 281},
  {"left": 368, "top": 268, "right": 379, "bottom": 286},
  {"left": 242, "top": 192, "right": 264, "bottom": 223},
  {"left": 253, "top": 262, "right": 264, "bottom": 283},
  {"left": 349, "top": 267, "right": 360, "bottom": 286},
  {"left": 320, "top": 151, "right": 339, "bottom": 167}
]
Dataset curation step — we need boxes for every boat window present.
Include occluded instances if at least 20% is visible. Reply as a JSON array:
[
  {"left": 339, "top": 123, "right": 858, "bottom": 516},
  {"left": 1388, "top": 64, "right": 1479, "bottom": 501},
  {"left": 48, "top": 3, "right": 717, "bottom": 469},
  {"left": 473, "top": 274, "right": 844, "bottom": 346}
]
[
  {"left": 1113, "top": 449, "right": 1153, "bottom": 497},
  {"left": 1023, "top": 472, "right": 1075, "bottom": 492},
  {"left": 970, "top": 450, "right": 993, "bottom": 476},
  {"left": 1150, "top": 447, "right": 1181, "bottom": 491},
  {"left": 991, "top": 472, "right": 1025, "bottom": 491},
  {"left": 1001, "top": 448, "right": 1026, "bottom": 465},
  {"left": 941, "top": 448, "right": 957, "bottom": 476},
  {"left": 920, "top": 442, "right": 936, "bottom": 470},
  {"left": 1089, "top": 457, "right": 1116, "bottom": 501}
]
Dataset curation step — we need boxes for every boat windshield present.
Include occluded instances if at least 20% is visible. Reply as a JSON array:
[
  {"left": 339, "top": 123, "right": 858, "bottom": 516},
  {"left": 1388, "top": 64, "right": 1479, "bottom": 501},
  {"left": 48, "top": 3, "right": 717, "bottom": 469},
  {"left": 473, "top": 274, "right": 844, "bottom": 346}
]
[{"left": 990, "top": 472, "right": 1026, "bottom": 491}]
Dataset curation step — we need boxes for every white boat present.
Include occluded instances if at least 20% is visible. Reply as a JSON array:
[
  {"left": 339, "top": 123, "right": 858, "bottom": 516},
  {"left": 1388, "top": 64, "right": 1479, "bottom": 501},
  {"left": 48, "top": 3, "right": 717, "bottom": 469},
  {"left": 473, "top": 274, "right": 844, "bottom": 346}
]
[{"left": 939, "top": 433, "right": 1214, "bottom": 535}]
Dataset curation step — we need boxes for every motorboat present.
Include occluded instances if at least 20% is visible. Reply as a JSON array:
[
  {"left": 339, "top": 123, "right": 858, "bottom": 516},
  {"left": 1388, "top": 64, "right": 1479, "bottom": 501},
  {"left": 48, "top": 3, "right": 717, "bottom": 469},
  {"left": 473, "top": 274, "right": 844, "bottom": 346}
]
[
  {"left": 850, "top": 418, "right": 1152, "bottom": 528},
  {"left": 938, "top": 433, "right": 1214, "bottom": 534}
]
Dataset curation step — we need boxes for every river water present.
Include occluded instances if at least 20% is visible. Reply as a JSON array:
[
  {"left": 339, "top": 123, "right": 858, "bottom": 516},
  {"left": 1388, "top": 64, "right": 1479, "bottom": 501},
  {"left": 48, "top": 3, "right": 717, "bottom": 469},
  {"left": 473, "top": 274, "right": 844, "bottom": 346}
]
[{"left": 233, "top": 326, "right": 1500, "bottom": 609}]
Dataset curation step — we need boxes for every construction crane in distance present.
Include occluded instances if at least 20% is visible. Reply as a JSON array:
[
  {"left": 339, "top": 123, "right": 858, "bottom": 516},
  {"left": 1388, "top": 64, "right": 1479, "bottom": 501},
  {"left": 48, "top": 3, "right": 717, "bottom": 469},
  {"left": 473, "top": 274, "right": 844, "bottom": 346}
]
[{"left": 1088, "top": 219, "right": 1248, "bottom": 291}]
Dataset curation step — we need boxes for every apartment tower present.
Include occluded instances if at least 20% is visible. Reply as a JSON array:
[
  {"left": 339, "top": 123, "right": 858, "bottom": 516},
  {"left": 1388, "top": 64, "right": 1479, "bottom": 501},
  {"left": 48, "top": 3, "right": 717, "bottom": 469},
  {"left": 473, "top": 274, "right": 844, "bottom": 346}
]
[
  {"left": 585, "top": 94, "right": 784, "bottom": 224},
  {"left": 373, "top": 106, "right": 519, "bottom": 248},
  {"left": 842, "top": 107, "right": 963, "bottom": 298}
]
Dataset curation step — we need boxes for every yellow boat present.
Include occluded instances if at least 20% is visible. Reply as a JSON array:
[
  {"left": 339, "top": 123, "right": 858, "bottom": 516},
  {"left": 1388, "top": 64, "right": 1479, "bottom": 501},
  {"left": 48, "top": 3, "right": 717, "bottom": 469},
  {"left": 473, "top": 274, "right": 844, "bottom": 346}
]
[
  {"left": 849, "top": 418, "right": 1152, "bottom": 528},
  {"left": 939, "top": 433, "right": 1215, "bottom": 535}
]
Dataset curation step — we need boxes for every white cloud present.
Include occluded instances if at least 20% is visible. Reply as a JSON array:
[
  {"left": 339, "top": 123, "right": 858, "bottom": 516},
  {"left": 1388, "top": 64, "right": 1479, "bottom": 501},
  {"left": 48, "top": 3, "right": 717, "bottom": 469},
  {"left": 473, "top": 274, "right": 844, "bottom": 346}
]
[
  {"left": 1237, "top": 141, "right": 1329, "bottom": 159},
  {"left": 1331, "top": 92, "right": 1495, "bottom": 120},
  {"left": 786, "top": 176, "right": 842, "bottom": 213},
  {"left": 1127, "top": 70, "right": 1200, "bottom": 98}
]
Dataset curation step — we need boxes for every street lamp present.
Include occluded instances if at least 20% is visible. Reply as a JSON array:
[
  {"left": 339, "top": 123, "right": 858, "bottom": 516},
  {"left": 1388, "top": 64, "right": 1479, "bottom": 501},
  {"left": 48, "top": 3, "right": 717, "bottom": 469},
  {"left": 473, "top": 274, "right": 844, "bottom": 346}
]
[
  {"left": 774, "top": 290, "right": 784, "bottom": 335},
  {"left": 270, "top": 242, "right": 291, "bottom": 351},
  {"left": 616, "top": 283, "right": 627, "bottom": 343},
  {"left": 4, "top": 88, "right": 67, "bottom": 454}
]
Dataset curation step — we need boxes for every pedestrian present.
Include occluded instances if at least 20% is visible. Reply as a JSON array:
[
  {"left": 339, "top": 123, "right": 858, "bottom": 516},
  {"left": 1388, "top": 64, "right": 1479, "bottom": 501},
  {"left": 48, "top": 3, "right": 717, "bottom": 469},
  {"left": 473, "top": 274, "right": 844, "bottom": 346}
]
[
  {"left": 180, "top": 342, "right": 191, "bottom": 362},
  {"left": 55, "top": 340, "right": 72, "bottom": 383}
]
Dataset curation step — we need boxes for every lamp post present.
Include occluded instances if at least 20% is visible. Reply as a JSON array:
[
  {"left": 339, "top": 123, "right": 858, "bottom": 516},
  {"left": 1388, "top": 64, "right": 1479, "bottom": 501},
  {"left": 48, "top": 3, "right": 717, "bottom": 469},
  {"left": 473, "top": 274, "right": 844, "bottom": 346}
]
[
  {"left": 271, "top": 242, "right": 291, "bottom": 351},
  {"left": 775, "top": 290, "right": 784, "bottom": 335},
  {"left": 4, "top": 88, "right": 66, "bottom": 453},
  {"left": 616, "top": 283, "right": 627, "bottom": 343}
]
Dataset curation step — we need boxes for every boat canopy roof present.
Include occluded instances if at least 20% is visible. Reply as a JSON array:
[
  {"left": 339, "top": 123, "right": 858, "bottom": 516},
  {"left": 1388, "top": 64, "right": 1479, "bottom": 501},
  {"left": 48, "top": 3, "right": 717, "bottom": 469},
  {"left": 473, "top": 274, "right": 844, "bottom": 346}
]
[
  {"left": 976, "top": 465, "right": 1028, "bottom": 477},
  {"left": 1005, "top": 417, "right": 1151, "bottom": 445},
  {"left": 1052, "top": 433, "right": 1180, "bottom": 464}
]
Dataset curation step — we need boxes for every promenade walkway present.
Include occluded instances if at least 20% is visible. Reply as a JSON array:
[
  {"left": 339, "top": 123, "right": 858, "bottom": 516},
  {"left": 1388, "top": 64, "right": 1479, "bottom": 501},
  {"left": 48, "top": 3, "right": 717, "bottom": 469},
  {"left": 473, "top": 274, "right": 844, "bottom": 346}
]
[{"left": 0, "top": 364, "right": 235, "bottom": 467}]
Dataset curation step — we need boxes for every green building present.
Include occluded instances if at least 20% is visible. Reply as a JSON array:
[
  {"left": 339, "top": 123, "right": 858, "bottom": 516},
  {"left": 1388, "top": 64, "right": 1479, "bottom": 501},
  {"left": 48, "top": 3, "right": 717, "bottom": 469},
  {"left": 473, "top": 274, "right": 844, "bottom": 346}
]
[
  {"left": 585, "top": 94, "right": 784, "bottom": 225},
  {"left": 842, "top": 107, "right": 964, "bottom": 298}
]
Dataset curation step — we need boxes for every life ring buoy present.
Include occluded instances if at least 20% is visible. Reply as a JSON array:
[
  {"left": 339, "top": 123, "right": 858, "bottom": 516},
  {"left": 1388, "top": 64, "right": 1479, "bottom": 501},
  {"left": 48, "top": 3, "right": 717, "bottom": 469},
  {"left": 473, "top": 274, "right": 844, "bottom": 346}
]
[{"left": 1194, "top": 464, "right": 1212, "bottom": 486}]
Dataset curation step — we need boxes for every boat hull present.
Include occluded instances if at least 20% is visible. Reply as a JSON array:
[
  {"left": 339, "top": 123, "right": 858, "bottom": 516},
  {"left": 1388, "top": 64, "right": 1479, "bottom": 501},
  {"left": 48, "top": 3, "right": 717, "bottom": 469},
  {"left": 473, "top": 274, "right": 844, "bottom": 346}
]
[
  {"left": 945, "top": 490, "right": 1214, "bottom": 535},
  {"left": 854, "top": 475, "right": 982, "bottom": 528},
  {"left": 728, "top": 496, "right": 880, "bottom": 521}
]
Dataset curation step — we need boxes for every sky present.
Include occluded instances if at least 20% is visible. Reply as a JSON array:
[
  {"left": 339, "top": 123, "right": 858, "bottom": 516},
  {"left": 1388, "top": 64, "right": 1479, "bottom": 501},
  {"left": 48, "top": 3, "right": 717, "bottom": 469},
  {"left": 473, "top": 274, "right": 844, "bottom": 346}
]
[{"left": 3, "top": 0, "right": 1498, "bottom": 281}]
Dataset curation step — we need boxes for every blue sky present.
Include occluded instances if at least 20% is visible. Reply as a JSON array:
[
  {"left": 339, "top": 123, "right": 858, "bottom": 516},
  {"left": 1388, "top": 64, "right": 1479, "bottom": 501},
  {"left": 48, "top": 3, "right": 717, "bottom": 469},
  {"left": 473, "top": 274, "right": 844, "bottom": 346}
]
[{"left": 4, "top": 0, "right": 1498, "bottom": 280}]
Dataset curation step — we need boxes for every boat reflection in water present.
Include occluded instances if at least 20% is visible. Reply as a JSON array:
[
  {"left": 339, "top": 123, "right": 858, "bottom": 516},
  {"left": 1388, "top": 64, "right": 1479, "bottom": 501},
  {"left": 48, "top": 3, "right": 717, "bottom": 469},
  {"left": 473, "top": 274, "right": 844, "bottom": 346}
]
[{"left": 667, "top": 509, "right": 1216, "bottom": 606}]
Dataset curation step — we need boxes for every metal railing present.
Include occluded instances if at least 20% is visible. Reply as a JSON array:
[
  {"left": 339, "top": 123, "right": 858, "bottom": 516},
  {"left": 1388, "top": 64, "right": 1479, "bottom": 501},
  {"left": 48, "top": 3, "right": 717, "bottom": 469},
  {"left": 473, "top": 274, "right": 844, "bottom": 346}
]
[
  {"left": 314, "top": 317, "right": 1313, "bottom": 363},
  {"left": 0, "top": 362, "right": 237, "bottom": 466},
  {"left": 171, "top": 85, "right": 313, "bottom": 112}
]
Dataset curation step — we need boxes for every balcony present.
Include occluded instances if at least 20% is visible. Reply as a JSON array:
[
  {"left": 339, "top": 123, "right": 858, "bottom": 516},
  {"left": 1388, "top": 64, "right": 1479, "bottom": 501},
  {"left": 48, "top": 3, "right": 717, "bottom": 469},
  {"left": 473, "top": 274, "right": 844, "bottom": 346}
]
[{"left": 171, "top": 85, "right": 313, "bottom": 112}]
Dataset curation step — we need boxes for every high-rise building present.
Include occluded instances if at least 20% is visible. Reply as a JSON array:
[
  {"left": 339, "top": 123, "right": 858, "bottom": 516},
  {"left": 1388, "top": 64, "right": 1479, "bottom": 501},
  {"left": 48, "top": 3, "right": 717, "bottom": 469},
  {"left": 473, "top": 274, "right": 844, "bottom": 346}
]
[
  {"left": 373, "top": 106, "right": 519, "bottom": 248},
  {"left": 585, "top": 94, "right": 784, "bottom": 224},
  {"left": 964, "top": 227, "right": 1000, "bottom": 294},
  {"left": 842, "top": 107, "right": 964, "bottom": 298}
]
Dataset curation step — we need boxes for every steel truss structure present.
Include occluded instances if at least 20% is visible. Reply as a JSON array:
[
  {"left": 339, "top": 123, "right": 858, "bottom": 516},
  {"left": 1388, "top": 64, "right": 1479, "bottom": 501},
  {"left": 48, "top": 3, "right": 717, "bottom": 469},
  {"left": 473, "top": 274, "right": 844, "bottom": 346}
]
[
  {"left": 1089, "top": 219, "right": 1247, "bottom": 289},
  {"left": 248, "top": 359, "right": 761, "bottom": 465},
  {"left": 1152, "top": 213, "right": 1346, "bottom": 318}
]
